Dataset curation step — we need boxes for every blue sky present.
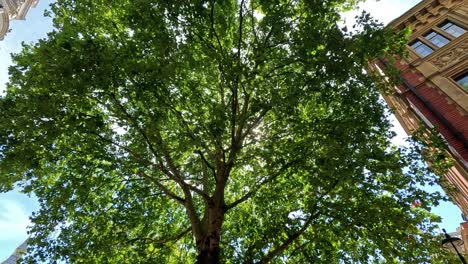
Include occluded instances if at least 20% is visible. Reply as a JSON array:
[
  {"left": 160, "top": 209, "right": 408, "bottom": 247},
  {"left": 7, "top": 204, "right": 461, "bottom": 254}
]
[
  {"left": 0, "top": 0, "right": 54, "bottom": 259},
  {"left": 0, "top": 0, "right": 463, "bottom": 261}
]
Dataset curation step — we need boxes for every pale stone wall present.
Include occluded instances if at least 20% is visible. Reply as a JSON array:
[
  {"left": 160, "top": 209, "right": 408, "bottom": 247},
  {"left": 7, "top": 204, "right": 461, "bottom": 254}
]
[
  {"left": 0, "top": 0, "right": 39, "bottom": 40},
  {"left": 1, "top": 239, "right": 28, "bottom": 264}
]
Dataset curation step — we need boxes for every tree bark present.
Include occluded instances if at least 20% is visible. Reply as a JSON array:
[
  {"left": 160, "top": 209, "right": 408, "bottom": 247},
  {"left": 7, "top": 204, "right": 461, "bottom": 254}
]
[
  {"left": 196, "top": 203, "right": 225, "bottom": 264},
  {"left": 196, "top": 138, "right": 231, "bottom": 263},
  {"left": 196, "top": 243, "right": 221, "bottom": 264}
]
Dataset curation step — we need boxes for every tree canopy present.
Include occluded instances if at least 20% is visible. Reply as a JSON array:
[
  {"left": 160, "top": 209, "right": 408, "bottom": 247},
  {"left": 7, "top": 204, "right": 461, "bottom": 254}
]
[{"left": 0, "top": 0, "right": 452, "bottom": 263}]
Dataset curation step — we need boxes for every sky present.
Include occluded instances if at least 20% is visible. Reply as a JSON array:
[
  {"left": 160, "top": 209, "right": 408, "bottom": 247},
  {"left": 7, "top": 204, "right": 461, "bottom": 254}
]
[
  {"left": 0, "top": 0, "right": 463, "bottom": 261},
  {"left": 0, "top": 0, "right": 55, "bottom": 259}
]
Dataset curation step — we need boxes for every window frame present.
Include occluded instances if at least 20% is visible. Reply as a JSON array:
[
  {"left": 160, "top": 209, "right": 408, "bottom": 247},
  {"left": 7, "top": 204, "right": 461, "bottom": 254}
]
[
  {"left": 409, "top": 39, "right": 434, "bottom": 57},
  {"left": 453, "top": 72, "right": 468, "bottom": 91},
  {"left": 407, "top": 17, "right": 467, "bottom": 59},
  {"left": 423, "top": 30, "right": 451, "bottom": 48},
  {"left": 438, "top": 20, "right": 467, "bottom": 38}
]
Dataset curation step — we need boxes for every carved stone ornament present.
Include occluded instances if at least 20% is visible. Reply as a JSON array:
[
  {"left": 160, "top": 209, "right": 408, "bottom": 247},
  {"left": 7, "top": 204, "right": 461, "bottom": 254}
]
[
  {"left": 394, "top": 0, "right": 462, "bottom": 33},
  {"left": 0, "top": 0, "right": 39, "bottom": 40},
  {"left": 430, "top": 39, "right": 468, "bottom": 69}
]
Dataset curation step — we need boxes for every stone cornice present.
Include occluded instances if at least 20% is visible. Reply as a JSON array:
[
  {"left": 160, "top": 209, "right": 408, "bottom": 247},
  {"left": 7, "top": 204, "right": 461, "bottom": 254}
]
[
  {"left": 388, "top": 0, "right": 464, "bottom": 32},
  {"left": 0, "top": 0, "right": 39, "bottom": 40},
  {"left": 0, "top": 11, "right": 9, "bottom": 40},
  {"left": 16, "top": 0, "right": 38, "bottom": 20},
  {"left": 388, "top": 0, "right": 435, "bottom": 28}
]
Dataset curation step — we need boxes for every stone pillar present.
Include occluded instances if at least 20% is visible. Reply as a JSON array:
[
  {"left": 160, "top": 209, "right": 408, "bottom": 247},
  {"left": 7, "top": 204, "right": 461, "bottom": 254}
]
[{"left": 460, "top": 222, "right": 468, "bottom": 253}]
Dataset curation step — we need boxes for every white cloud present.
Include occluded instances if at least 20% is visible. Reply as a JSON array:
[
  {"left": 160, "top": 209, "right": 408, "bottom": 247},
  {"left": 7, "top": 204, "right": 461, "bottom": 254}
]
[
  {"left": 341, "top": 0, "right": 422, "bottom": 29},
  {"left": 0, "top": 198, "right": 31, "bottom": 261},
  {"left": 0, "top": 199, "right": 31, "bottom": 240}
]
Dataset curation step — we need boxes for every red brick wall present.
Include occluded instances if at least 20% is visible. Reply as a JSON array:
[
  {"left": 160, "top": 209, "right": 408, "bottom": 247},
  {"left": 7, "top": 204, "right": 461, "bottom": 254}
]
[{"left": 396, "top": 67, "right": 468, "bottom": 161}]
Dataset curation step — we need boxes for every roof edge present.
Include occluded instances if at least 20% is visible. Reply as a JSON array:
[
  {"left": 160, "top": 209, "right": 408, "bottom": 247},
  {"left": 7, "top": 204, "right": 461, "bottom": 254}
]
[{"left": 387, "top": 0, "right": 435, "bottom": 28}]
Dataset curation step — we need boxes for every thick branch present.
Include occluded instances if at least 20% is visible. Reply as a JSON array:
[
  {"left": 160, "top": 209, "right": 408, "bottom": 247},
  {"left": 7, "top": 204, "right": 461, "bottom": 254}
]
[
  {"left": 109, "top": 94, "right": 210, "bottom": 200},
  {"left": 153, "top": 130, "right": 210, "bottom": 200},
  {"left": 260, "top": 214, "right": 316, "bottom": 264},
  {"left": 88, "top": 132, "right": 191, "bottom": 205},
  {"left": 184, "top": 191, "right": 204, "bottom": 243},
  {"left": 226, "top": 159, "right": 295, "bottom": 210},
  {"left": 229, "top": 0, "right": 245, "bottom": 159},
  {"left": 237, "top": 0, "right": 245, "bottom": 62},
  {"left": 210, "top": 0, "right": 224, "bottom": 53},
  {"left": 138, "top": 171, "right": 186, "bottom": 204},
  {"left": 160, "top": 99, "right": 216, "bottom": 178},
  {"left": 197, "top": 150, "right": 216, "bottom": 176}
]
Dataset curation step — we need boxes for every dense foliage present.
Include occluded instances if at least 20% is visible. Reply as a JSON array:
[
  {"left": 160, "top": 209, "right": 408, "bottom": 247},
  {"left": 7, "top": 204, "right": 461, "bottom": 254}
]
[{"left": 0, "top": 0, "right": 451, "bottom": 263}]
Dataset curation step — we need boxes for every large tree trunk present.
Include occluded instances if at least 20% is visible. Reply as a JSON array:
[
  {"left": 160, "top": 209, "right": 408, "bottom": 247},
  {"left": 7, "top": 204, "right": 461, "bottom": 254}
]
[
  {"left": 194, "top": 160, "right": 231, "bottom": 263},
  {"left": 196, "top": 244, "right": 221, "bottom": 264},
  {"left": 196, "top": 200, "right": 225, "bottom": 264}
]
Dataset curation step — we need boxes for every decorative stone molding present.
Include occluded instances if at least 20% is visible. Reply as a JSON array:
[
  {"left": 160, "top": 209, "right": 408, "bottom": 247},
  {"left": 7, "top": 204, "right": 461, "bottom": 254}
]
[
  {"left": 16, "top": 0, "right": 38, "bottom": 20},
  {"left": 0, "top": 11, "right": 8, "bottom": 40},
  {"left": 457, "top": 1, "right": 468, "bottom": 18},
  {"left": 411, "top": 6, "right": 447, "bottom": 33},
  {"left": 430, "top": 39, "right": 468, "bottom": 69},
  {"left": 389, "top": 0, "right": 463, "bottom": 33},
  {"left": 0, "top": 0, "right": 39, "bottom": 40}
]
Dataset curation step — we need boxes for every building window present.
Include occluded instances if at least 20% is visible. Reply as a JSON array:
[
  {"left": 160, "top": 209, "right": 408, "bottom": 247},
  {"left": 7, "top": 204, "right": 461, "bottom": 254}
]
[
  {"left": 424, "top": 31, "right": 450, "bottom": 47},
  {"left": 409, "top": 40, "right": 433, "bottom": 57},
  {"left": 454, "top": 73, "right": 468, "bottom": 91},
  {"left": 439, "top": 21, "right": 466, "bottom": 38}
]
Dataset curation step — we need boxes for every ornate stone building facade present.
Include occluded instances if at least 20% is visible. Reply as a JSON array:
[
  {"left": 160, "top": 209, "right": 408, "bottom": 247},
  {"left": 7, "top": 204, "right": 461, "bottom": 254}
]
[
  {"left": 0, "top": 0, "right": 39, "bottom": 40},
  {"left": 1, "top": 239, "right": 27, "bottom": 264},
  {"left": 371, "top": 0, "right": 468, "bottom": 215}
]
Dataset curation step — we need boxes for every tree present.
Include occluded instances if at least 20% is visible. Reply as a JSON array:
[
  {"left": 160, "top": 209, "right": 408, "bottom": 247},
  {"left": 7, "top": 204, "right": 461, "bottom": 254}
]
[{"left": 0, "top": 0, "right": 451, "bottom": 263}]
